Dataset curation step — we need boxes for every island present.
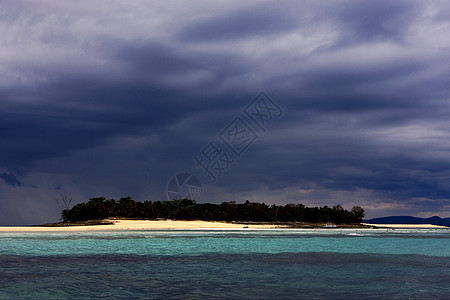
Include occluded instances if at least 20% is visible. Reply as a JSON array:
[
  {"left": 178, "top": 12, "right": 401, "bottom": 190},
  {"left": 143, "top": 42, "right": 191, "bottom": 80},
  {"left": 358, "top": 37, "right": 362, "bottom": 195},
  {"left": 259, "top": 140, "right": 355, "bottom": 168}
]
[
  {"left": 0, "top": 197, "right": 361, "bottom": 230},
  {"left": 1, "top": 198, "right": 447, "bottom": 231}
]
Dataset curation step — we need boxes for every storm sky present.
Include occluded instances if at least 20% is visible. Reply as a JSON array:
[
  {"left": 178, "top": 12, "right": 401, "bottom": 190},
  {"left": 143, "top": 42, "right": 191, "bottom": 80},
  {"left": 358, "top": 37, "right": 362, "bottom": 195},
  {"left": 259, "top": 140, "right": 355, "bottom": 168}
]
[{"left": 1, "top": 0, "right": 450, "bottom": 225}]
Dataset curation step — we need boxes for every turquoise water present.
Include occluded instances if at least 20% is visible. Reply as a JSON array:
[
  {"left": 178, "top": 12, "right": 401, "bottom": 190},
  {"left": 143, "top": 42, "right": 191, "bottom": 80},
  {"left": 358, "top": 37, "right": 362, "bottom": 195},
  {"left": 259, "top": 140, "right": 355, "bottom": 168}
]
[{"left": 1, "top": 229, "right": 450, "bottom": 299}]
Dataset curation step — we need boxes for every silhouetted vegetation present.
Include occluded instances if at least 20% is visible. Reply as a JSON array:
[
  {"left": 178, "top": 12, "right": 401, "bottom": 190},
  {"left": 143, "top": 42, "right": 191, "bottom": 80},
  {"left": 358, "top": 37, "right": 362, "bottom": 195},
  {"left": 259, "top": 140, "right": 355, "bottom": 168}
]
[{"left": 62, "top": 197, "right": 365, "bottom": 224}]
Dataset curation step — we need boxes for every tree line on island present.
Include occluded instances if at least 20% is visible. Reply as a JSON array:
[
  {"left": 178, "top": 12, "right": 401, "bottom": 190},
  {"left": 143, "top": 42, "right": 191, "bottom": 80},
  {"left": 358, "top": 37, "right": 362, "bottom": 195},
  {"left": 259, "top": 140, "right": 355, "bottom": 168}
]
[{"left": 61, "top": 197, "right": 365, "bottom": 224}]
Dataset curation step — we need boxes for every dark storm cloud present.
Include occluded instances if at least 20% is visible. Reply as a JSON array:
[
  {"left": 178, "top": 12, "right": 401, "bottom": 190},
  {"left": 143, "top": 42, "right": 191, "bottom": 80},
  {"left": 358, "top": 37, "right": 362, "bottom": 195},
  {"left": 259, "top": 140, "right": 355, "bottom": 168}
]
[
  {"left": 179, "top": 2, "right": 298, "bottom": 42},
  {"left": 0, "top": 173, "right": 23, "bottom": 187},
  {"left": 0, "top": 78, "right": 182, "bottom": 167},
  {"left": 115, "top": 39, "right": 256, "bottom": 93},
  {"left": 330, "top": 0, "right": 418, "bottom": 44},
  {"left": 1, "top": 0, "right": 450, "bottom": 224}
]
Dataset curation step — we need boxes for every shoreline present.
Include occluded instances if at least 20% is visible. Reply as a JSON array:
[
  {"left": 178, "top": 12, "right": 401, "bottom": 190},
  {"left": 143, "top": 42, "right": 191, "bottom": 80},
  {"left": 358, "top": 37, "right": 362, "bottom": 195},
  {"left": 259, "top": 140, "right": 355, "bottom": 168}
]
[
  {"left": 0, "top": 219, "right": 448, "bottom": 232},
  {"left": 0, "top": 220, "right": 284, "bottom": 232},
  {"left": 361, "top": 223, "right": 449, "bottom": 229}
]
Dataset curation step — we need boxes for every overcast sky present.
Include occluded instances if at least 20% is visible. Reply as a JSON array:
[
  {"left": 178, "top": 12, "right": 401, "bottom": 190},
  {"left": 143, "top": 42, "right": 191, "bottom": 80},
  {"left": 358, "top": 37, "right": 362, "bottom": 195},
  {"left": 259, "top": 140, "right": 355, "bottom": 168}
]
[{"left": 1, "top": 0, "right": 450, "bottom": 225}]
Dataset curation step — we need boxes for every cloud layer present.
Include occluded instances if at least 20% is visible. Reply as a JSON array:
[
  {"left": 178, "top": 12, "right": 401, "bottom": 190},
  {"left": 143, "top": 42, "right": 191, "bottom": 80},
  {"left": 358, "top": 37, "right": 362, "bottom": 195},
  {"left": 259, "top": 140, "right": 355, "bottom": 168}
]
[{"left": 1, "top": 0, "right": 450, "bottom": 224}]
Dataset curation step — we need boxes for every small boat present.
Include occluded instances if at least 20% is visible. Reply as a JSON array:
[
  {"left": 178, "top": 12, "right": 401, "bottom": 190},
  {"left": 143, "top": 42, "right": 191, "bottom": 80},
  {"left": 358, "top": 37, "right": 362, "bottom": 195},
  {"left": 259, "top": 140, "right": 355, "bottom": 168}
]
[{"left": 322, "top": 223, "right": 337, "bottom": 228}]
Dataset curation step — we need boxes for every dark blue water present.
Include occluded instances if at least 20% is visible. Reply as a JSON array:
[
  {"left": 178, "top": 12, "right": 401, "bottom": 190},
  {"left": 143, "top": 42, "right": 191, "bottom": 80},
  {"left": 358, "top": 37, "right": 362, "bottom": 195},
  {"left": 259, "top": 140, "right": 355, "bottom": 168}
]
[{"left": 1, "top": 229, "right": 450, "bottom": 299}]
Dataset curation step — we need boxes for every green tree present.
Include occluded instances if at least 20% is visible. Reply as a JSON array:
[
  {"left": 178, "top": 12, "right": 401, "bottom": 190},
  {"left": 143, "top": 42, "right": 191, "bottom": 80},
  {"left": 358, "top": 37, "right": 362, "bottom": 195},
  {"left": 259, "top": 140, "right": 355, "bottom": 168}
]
[{"left": 351, "top": 206, "right": 365, "bottom": 223}]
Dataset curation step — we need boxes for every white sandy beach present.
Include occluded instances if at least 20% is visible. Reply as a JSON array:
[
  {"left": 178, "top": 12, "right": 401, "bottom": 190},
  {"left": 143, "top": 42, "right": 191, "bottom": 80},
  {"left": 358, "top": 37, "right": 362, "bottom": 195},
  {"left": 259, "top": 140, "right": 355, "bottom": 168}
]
[
  {"left": 0, "top": 219, "right": 282, "bottom": 232},
  {"left": 1, "top": 220, "right": 448, "bottom": 232}
]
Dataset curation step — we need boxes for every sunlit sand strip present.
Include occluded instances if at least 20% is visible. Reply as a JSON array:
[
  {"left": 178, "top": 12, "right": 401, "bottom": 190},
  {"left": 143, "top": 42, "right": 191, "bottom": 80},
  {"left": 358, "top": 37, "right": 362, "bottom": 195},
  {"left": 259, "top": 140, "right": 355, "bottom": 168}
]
[
  {"left": 0, "top": 220, "right": 283, "bottom": 232},
  {"left": 2, "top": 220, "right": 448, "bottom": 232},
  {"left": 361, "top": 223, "right": 449, "bottom": 229}
]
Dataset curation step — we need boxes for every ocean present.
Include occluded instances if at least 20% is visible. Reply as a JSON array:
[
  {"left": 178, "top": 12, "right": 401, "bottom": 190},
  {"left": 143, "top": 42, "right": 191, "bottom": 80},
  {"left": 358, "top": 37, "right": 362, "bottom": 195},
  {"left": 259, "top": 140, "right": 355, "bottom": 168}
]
[{"left": 1, "top": 229, "right": 449, "bottom": 299}]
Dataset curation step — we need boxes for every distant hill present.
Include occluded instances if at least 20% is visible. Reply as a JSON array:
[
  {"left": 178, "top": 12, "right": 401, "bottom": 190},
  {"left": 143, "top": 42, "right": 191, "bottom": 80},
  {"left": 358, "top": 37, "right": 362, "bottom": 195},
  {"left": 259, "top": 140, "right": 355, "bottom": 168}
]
[{"left": 365, "top": 216, "right": 450, "bottom": 227}]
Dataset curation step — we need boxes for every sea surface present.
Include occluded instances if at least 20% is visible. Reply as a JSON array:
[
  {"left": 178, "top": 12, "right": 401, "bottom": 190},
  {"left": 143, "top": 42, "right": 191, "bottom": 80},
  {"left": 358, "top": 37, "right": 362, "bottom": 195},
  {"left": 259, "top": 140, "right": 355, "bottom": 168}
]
[{"left": 1, "top": 228, "right": 450, "bottom": 299}]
